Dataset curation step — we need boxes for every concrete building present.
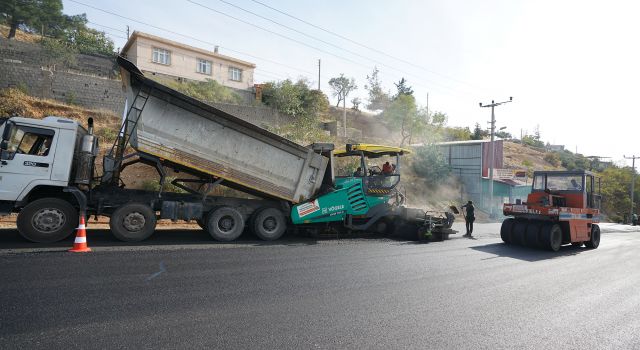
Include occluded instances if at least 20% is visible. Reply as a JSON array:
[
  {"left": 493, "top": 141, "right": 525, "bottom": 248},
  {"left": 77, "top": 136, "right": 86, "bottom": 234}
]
[
  {"left": 436, "top": 139, "right": 530, "bottom": 216},
  {"left": 121, "top": 31, "right": 255, "bottom": 90}
]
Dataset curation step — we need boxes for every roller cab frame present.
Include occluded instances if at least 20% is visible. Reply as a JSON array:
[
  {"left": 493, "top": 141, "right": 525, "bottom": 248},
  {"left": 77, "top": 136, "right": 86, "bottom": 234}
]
[{"left": 501, "top": 170, "right": 602, "bottom": 251}]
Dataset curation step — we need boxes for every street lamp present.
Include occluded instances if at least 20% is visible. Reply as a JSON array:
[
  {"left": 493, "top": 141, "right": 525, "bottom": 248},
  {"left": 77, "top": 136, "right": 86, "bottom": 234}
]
[{"left": 480, "top": 97, "right": 513, "bottom": 219}]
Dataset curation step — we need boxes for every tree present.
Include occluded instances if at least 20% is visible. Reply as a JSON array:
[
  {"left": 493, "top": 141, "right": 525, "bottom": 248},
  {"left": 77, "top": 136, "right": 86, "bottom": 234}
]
[
  {"left": 261, "top": 78, "right": 330, "bottom": 142},
  {"left": 364, "top": 67, "right": 390, "bottom": 111},
  {"left": 1, "top": 0, "right": 63, "bottom": 39},
  {"left": 443, "top": 126, "right": 472, "bottom": 141},
  {"left": 430, "top": 112, "right": 447, "bottom": 127},
  {"left": 534, "top": 124, "right": 541, "bottom": 141},
  {"left": 412, "top": 144, "right": 451, "bottom": 186},
  {"left": 328, "top": 74, "right": 356, "bottom": 137},
  {"left": 471, "top": 122, "right": 488, "bottom": 140},
  {"left": 393, "top": 77, "right": 413, "bottom": 98},
  {"left": 495, "top": 130, "right": 512, "bottom": 139},
  {"left": 383, "top": 94, "right": 421, "bottom": 146},
  {"left": 351, "top": 97, "right": 361, "bottom": 111},
  {"left": 328, "top": 74, "right": 357, "bottom": 107}
]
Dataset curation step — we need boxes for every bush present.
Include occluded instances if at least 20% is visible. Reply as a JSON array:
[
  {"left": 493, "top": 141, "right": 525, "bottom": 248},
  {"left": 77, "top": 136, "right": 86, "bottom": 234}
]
[
  {"left": 160, "top": 78, "right": 243, "bottom": 105},
  {"left": 412, "top": 144, "right": 451, "bottom": 186},
  {"left": 544, "top": 152, "right": 561, "bottom": 167}
]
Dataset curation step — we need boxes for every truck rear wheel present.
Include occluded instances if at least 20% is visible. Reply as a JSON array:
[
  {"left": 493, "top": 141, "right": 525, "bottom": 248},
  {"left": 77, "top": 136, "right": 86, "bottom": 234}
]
[
  {"left": 585, "top": 224, "right": 600, "bottom": 249},
  {"left": 17, "top": 198, "right": 78, "bottom": 243},
  {"left": 207, "top": 206, "right": 245, "bottom": 242},
  {"left": 109, "top": 203, "right": 157, "bottom": 242},
  {"left": 251, "top": 207, "right": 286, "bottom": 241}
]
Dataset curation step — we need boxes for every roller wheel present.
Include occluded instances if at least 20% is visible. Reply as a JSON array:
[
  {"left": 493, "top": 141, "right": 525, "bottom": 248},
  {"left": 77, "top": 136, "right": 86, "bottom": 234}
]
[
  {"left": 541, "top": 223, "right": 562, "bottom": 252},
  {"left": 110, "top": 203, "right": 157, "bottom": 242},
  {"left": 207, "top": 206, "right": 245, "bottom": 242},
  {"left": 525, "top": 220, "right": 543, "bottom": 248},
  {"left": 500, "top": 218, "right": 514, "bottom": 244},
  {"left": 512, "top": 220, "right": 528, "bottom": 246},
  {"left": 250, "top": 207, "right": 286, "bottom": 241},
  {"left": 585, "top": 224, "right": 600, "bottom": 249}
]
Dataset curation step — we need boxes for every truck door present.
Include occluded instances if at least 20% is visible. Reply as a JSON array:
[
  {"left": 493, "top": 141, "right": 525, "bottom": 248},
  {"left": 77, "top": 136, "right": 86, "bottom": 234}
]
[{"left": 0, "top": 125, "right": 57, "bottom": 201}]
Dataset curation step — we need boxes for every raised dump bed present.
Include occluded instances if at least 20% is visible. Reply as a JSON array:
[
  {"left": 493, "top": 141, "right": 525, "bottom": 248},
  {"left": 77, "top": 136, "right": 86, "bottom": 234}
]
[{"left": 117, "top": 56, "right": 327, "bottom": 203}]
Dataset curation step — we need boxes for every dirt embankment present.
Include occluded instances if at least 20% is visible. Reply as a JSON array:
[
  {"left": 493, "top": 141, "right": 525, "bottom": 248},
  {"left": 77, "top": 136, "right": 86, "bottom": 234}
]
[{"left": 503, "top": 141, "right": 564, "bottom": 172}]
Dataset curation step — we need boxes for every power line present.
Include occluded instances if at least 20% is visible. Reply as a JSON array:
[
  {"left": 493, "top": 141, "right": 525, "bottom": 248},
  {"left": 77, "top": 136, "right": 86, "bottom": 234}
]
[
  {"left": 249, "top": 0, "right": 479, "bottom": 89},
  {"left": 186, "top": 0, "right": 365, "bottom": 67},
  {"left": 67, "top": 0, "right": 315, "bottom": 77},
  {"left": 188, "top": 0, "right": 472, "bottom": 97},
  {"left": 87, "top": 21, "right": 127, "bottom": 34}
]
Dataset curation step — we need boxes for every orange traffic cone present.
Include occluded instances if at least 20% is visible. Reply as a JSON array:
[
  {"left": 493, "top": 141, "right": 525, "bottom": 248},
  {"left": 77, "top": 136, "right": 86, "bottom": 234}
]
[{"left": 69, "top": 215, "right": 92, "bottom": 253}]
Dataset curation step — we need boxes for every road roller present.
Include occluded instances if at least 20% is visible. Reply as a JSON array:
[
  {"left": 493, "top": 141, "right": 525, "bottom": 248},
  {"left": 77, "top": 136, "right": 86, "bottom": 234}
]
[{"left": 501, "top": 170, "right": 601, "bottom": 251}]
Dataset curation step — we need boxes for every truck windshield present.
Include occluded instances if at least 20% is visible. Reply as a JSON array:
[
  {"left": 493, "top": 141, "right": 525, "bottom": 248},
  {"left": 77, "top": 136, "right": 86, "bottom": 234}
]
[{"left": 533, "top": 174, "right": 583, "bottom": 191}]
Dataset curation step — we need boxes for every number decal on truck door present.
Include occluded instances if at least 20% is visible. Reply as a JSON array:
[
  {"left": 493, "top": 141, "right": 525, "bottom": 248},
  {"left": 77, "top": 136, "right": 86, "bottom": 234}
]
[{"left": 23, "top": 161, "right": 49, "bottom": 168}]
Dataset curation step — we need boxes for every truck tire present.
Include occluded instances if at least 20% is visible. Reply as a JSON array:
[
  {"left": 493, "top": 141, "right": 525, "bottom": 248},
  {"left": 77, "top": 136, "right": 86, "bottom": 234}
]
[
  {"left": 109, "top": 203, "right": 157, "bottom": 242},
  {"left": 541, "top": 223, "right": 562, "bottom": 252},
  {"left": 16, "top": 198, "right": 78, "bottom": 243},
  {"left": 585, "top": 224, "right": 600, "bottom": 249},
  {"left": 207, "top": 206, "right": 245, "bottom": 242},
  {"left": 500, "top": 218, "right": 514, "bottom": 243},
  {"left": 251, "top": 207, "right": 286, "bottom": 241}
]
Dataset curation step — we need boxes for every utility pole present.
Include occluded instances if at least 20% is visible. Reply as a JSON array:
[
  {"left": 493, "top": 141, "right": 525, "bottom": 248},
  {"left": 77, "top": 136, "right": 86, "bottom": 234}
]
[
  {"left": 317, "top": 59, "right": 321, "bottom": 91},
  {"left": 624, "top": 155, "right": 638, "bottom": 223},
  {"left": 126, "top": 25, "right": 130, "bottom": 39},
  {"left": 426, "top": 93, "right": 429, "bottom": 117},
  {"left": 480, "top": 97, "right": 513, "bottom": 218}
]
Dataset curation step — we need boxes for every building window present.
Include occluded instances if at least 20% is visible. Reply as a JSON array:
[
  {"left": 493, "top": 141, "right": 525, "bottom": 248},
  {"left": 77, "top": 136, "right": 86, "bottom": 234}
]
[
  {"left": 152, "top": 47, "right": 171, "bottom": 65},
  {"left": 197, "top": 58, "right": 212, "bottom": 75},
  {"left": 228, "top": 67, "right": 242, "bottom": 81}
]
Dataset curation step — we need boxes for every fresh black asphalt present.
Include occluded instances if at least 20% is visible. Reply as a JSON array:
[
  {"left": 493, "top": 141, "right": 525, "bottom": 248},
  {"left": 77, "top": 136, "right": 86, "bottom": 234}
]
[{"left": 1, "top": 223, "right": 639, "bottom": 349}]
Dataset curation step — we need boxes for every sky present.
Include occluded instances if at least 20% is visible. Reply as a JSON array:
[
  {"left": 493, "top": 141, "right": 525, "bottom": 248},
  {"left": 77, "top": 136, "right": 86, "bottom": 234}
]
[{"left": 61, "top": 0, "right": 640, "bottom": 166}]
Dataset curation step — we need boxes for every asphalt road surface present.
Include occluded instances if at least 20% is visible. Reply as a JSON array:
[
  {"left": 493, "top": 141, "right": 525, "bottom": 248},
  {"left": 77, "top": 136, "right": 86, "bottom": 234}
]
[{"left": 1, "top": 222, "right": 639, "bottom": 349}]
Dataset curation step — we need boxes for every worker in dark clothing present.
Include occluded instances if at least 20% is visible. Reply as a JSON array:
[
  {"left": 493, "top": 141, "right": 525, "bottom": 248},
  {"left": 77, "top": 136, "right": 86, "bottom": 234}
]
[{"left": 461, "top": 200, "right": 475, "bottom": 238}]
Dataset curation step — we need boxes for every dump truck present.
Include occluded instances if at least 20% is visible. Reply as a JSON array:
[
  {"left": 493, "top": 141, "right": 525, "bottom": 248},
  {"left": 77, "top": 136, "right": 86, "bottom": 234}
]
[
  {"left": 0, "top": 56, "right": 455, "bottom": 243},
  {"left": 501, "top": 170, "right": 601, "bottom": 251}
]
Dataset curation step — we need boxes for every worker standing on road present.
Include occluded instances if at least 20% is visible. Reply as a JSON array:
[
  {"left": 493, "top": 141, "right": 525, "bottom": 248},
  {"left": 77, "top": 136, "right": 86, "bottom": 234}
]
[{"left": 461, "top": 200, "right": 475, "bottom": 238}]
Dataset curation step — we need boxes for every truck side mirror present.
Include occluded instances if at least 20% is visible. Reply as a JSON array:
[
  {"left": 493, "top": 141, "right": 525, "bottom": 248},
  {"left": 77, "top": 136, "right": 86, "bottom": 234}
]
[
  {"left": 0, "top": 121, "right": 14, "bottom": 161},
  {"left": 1, "top": 121, "right": 14, "bottom": 149}
]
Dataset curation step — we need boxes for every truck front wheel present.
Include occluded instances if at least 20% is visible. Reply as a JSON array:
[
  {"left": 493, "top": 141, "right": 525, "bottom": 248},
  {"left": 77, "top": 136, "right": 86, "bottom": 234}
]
[
  {"left": 17, "top": 198, "right": 78, "bottom": 243},
  {"left": 109, "top": 203, "right": 157, "bottom": 242},
  {"left": 207, "top": 206, "right": 245, "bottom": 242}
]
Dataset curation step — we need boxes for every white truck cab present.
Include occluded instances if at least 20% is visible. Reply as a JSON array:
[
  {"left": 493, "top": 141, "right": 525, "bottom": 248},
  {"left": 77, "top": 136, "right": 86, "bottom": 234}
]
[{"left": 0, "top": 116, "right": 93, "bottom": 242}]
